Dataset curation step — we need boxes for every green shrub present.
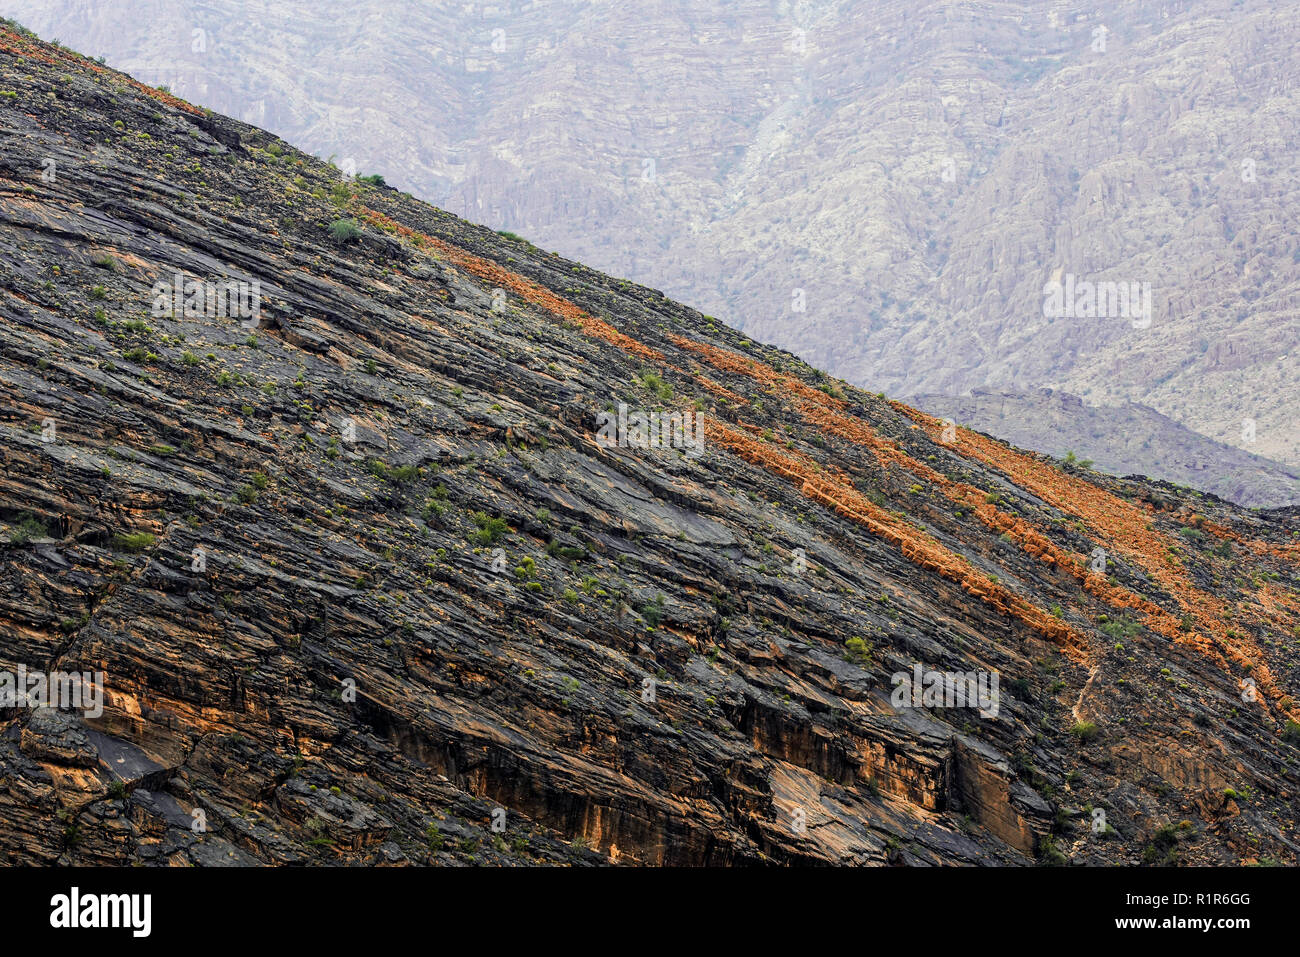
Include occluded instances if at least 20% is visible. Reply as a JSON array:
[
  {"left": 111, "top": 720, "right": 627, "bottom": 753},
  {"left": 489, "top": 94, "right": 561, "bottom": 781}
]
[
  {"left": 545, "top": 539, "right": 586, "bottom": 560},
  {"left": 1070, "top": 720, "right": 1100, "bottom": 743},
  {"left": 1141, "top": 823, "right": 1181, "bottom": 865},
  {"left": 425, "top": 823, "right": 443, "bottom": 851},
  {"left": 1283, "top": 720, "right": 1300, "bottom": 745},
  {"left": 235, "top": 473, "right": 267, "bottom": 504},
  {"left": 1099, "top": 616, "right": 1141, "bottom": 640},
  {"left": 369, "top": 459, "right": 420, "bottom": 484},
  {"left": 328, "top": 218, "right": 361, "bottom": 243},
  {"left": 844, "top": 636, "right": 872, "bottom": 663},
  {"left": 636, "top": 370, "right": 673, "bottom": 401},
  {"left": 641, "top": 593, "right": 666, "bottom": 628},
  {"left": 8, "top": 512, "right": 49, "bottom": 545},
  {"left": 113, "top": 531, "right": 156, "bottom": 552},
  {"left": 1037, "top": 836, "right": 1068, "bottom": 866},
  {"left": 472, "top": 512, "right": 509, "bottom": 545}
]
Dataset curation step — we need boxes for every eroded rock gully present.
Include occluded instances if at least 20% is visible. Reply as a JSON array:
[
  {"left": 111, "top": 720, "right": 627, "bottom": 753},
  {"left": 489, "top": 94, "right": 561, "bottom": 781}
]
[{"left": 1, "top": 27, "right": 1298, "bottom": 866}]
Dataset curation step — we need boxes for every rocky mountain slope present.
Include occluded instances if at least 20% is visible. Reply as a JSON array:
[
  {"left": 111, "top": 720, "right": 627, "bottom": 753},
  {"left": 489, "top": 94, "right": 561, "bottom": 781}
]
[
  {"left": 9, "top": 0, "right": 1299, "bottom": 481},
  {"left": 912, "top": 389, "right": 1300, "bottom": 509},
  {"left": 2, "top": 25, "right": 1300, "bottom": 866}
]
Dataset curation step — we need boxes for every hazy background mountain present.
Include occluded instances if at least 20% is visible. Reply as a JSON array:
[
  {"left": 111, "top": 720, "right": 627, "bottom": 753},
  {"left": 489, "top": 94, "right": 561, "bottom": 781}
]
[
  {"left": 17, "top": 0, "right": 1297, "bottom": 500},
  {"left": 913, "top": 388, "right": 1300, "bottom": 507}
]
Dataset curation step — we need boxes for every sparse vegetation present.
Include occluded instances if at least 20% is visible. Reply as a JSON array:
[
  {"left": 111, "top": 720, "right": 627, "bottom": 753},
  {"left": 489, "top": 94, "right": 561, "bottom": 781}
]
[
  {"left": 8, "top": 512, "right": 49, "bottom": 545},
  {"left": 636, "top": 369, "right": 673, "bottom": 401},
  {"left": 641, "top": 593, "right": 666, "bottom": 628},
  {"left": 1070, "top": 720, "right": 1100, "bottom": 743},
  {"left": 328, "top": 218, "right": 361, "bottom": 243},
  {"left": 472, "top": 512, "right": 509, "bottom": 545},
  {"left": 844, "top": 636, "right": 872, "bottom": 663},
  {"left": 113, "top": 531, "right": 156, "bottom": 552}
]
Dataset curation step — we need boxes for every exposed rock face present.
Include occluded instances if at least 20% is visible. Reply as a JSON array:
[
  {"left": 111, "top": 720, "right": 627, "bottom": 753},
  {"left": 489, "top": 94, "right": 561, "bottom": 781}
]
[
  {"left": 912, "top": 389, "right": 1300, "bottom": 508},
  {"left": 2, "top": 26, "right": 1300, "bottom": 867},
  {"left": 21, "top": 708, "right": 99, "bottom": 768},
  {"left": 8, "top": 0, "right": 1298, "bottom": 484}
]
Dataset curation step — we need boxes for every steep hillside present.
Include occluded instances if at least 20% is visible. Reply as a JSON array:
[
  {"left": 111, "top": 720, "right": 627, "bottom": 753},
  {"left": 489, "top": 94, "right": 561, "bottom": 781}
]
[
  {"left": 912, "top": 390, "right": 1300, "bottom": 509},
  {"left": 2, "top": 25, "right": 1300, "bottom": 866},
  {"left": 10, "top": 0, "right": 1299, "bottom": 477}
]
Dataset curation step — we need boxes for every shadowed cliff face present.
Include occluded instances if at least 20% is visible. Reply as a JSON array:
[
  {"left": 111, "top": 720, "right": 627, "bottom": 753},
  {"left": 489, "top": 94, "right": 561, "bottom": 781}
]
[{"left": 1, "top": 26, "right": 1299, "bottom": 867}]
